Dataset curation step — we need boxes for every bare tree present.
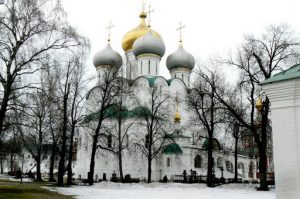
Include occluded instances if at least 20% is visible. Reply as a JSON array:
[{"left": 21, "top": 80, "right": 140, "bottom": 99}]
[
  {"left": 0, "top": 0, "right": 86, "bottom": 143},
  {"left": 21, "top": 88, "right": 50, "bottom": 181},
  {"left": 96, "top": 78, "right": 134, "bottom": 182},
  {"left": 188, "top": 67, "right": 225, "bottom": 187},
  {"left": 134, "top": 85, "right": 172, "bottom": 183},
  {"left": 218, "top": 24, "right": 300, "bottom": 190},
  {"left": 84, "top": 68, "right": 121, "bottom": 185},
  {"left": 66, "top": 58, "right": 89, "bottom": 186},
  {"left": 56, "top": 58, "right": 80, "bottom": 186},
  {"left": 40, "top": 65, "right": 60, "bottom": 182}
]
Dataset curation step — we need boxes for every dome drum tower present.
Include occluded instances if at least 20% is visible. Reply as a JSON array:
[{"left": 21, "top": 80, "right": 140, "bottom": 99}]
[
  {"left": 166, "top": 45, "right": 195, "bottom": 87},
  {"left": 122, "top": 12, "right": 163, "bottom": 79}
]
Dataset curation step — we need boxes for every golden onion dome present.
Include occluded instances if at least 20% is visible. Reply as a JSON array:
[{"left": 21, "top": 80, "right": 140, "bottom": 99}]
[
  {"left": 174, "top": 108, "right": 181, "bottom": 123},
  {"left": 122, "top": 12, "right": 161, "bottom": 52},
  {"left": 255, "top": 97, "right": 263, "bottom": 111}
]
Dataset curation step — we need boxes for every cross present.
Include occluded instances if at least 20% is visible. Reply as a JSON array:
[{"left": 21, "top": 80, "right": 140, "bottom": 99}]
[
  {"left": 147, "top": 5, "right": 155, "bottom": 27},
  {"left": 176, "top": 22, "right": 185, "bottom": 44},
  {"left": 106, "top": 21, "right": 114, "bottom": 43},
  {"left": 141, "top": 0, "right": 146, "bottom": 12}
]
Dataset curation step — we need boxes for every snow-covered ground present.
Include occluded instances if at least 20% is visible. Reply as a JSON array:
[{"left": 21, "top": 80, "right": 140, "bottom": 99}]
[{"left": 56, "top": 182, "right": 276, "bottom": 199}]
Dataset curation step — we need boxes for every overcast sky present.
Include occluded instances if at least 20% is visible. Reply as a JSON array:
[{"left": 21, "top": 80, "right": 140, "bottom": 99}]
[{"left": 61, "top": 0, "right": 300, "bottom": 79}]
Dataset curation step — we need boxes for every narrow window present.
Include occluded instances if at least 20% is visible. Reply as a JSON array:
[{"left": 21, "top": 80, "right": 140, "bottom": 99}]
[
  {"left": 129, "top": 64, "right": 132, "bottom": 79},
  {"left": 182, "top": 74, "right": 184, "bottom": 80},
  {"left": 167, "top": 157, "right": 171, "bottom": 167},
  {"left": 107, "top": 134, "right": 112, "bottom": 148},
  {"left": 194, "top": 155, "right": 202, "bottom": 168},
  {"left": 148, "top": 60, "right": 151, "bottom": 74},
  {"left": 175, "top": 74, "right": 177, "bottom": 78},
  {"left": 156, "top": 62, "right": 158, "bottom": 75}
]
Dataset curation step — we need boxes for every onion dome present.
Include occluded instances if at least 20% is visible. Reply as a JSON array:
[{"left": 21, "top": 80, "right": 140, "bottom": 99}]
[
  {"left": 93, "top": 43, "right": 122, "bottom": 69},
  {"left": 174, "top": 107, "right": 181, "bottom": 123},
  {"left": 122, "top": 12, "right": 161, "bottom": 52},
  {"left": 256, "top": 97, "right": 263, "bottom": 111},
  {"left": 133, "top": 31, "right": 166, "bottom": 57},
  {"left": 166, "top": 45, "right": 195, "bottom": 71}
]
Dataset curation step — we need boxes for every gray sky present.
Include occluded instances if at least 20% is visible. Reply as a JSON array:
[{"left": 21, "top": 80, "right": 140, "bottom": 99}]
[{"left": 61, "top": 0, "right": 300, "bottom": 79}]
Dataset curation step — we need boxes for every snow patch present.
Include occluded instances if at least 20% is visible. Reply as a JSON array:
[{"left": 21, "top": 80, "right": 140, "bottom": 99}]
[{"left": 57, "top": 182, "right": 276, "bottom": 199}]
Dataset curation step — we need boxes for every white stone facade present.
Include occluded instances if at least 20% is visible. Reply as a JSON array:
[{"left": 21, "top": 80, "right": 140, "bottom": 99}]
[{"left": 263, "top": 77, "right": 300, "bottom": 199}]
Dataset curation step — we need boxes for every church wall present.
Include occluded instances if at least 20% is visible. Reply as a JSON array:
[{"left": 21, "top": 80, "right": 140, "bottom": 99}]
[{"left": 263, "top": 79, "right": 300, "bottom": 199}]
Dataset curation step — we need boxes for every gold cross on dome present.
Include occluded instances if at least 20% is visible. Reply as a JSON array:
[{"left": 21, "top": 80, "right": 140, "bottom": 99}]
[
  {"left": 148, "top": 5, "right": 155, "bottom": 27},
  {"left": 176, "top": 22, "right": 185, "bottom": 44},
  {"left": 106, "top": 21, "right": 114, "bottom": 43},
  {"left": 142, "top": 0, "right": 146, "bottom": 12}
]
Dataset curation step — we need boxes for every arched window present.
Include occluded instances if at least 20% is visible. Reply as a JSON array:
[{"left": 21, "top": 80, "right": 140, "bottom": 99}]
[
  {"left": 238, "top": 162, "right": 245, "bottom": 175},
  {"left": 107, "top": 134, "right": 112, "bottom": 148},
  {"left": 167, "top": 157, "right": 171, "bottom": 167},
  {"left": 194, "top": 155, "right": 202, "bottom": 168},
  {"left": 148, "top": 60, "right": 151, "bottom": 74}
]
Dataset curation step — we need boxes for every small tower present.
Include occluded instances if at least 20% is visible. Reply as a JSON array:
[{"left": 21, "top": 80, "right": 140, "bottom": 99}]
[
  {"left": 93, "top": 22, "right": 122, "bottom": 82},
  {"left": 133, "top": 31, "right": 165, "bottom": 77},
  {"left": 166, "top": 23, "right": 195, "bottom": 87},
  {"left": 122, "top": 7, "right": 162, "bottom": 79}
]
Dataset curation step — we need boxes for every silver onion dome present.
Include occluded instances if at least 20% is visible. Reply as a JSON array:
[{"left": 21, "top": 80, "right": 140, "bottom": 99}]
[
  {"left": 166, "top": 45, "right": 195, "bottom": 70},
  {"left": 132, "top": 31, "right": 166, "bottom": 57},
  {"left": 93, "top": 43, "right": 123, "bottom": 69}
]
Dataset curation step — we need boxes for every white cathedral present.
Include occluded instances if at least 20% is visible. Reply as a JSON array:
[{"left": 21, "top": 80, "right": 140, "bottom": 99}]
[{"left": 73, "top": 9, "right": 257, "bottom": 182}]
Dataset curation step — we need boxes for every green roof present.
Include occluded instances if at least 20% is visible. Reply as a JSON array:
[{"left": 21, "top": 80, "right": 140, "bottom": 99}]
[
  {"left": 163, "top": 143, "right": 183, "bottom": 154},
  {"left": 83, "top": 106, "right": 152, "bottom": 123},
  {"left": 144, "top": 77, "right": 173, "bottom": 87},
  {"left": 262, "top": 64, "right": 300, "bottom": 84},
  {"left": 146, "top": 77, "right": 158, "bottom": 87}
]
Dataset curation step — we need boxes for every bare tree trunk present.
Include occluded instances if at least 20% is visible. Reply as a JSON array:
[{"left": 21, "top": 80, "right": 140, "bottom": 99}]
[
  {"left": 0, "top": 85, "right": 12, "bottom": 137},
  {"left": 147, "top": 155, "right": 152, "bottom": 183},
  {"left": 89, "top": 136, "right": 97, "bottom": 186},
  {"left": 0, "top": 158, "right": 3, "bottom": 174},
  {"left": 234, "top": 138, "right": 238, "bottom": 183},
  {"left": 49, "top": 146, "right": 56, "bottom": 182},
  {"left": 36, "top": 125, "right": 43, "bottom": 181},
  {"left": 67, "top": 123, "right": 76, "bottom": 186},
  {"left": 57, "top": 92, "right": 69, "bottom": 186},
  {"left": 36, "top": 158, "right": 42, "bottom": 181},
  {"left": 118, "top": 118, "right": 123, "bottom": 182},
  {"left": 207, "top": 133, "right": 214, "bottom": 187},
  {"left": 258, "top": 97, "right": 270, "bottom": 190}
]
